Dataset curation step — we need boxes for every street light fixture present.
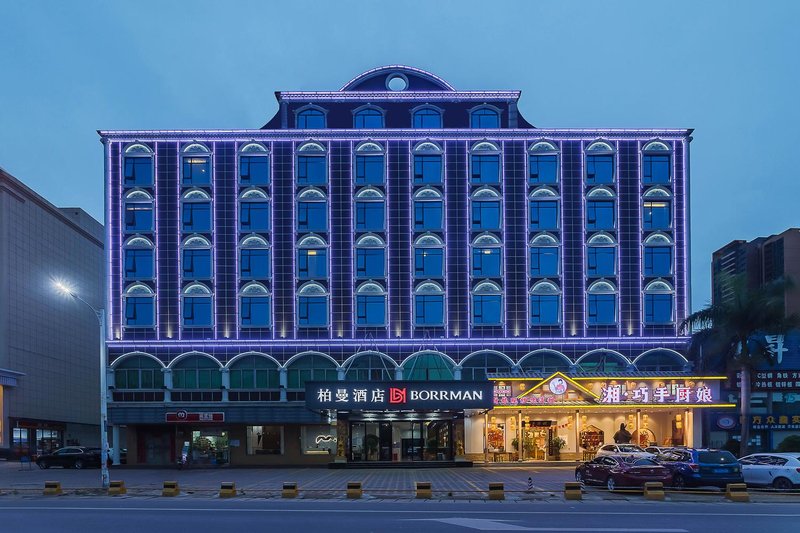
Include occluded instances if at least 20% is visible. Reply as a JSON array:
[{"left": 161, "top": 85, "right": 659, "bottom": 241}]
[{"left": 54, "top": 280, "right": 110, "bottom": 489}]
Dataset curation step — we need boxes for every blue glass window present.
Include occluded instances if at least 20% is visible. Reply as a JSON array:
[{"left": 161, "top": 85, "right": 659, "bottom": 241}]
[
  {"left": 355, "top": 155, "right": 384, "bottom": 185},
  {"left": 471, "top": 108, "right": 500, "bottom": 128},
  {"left": 586, "top": 155, "right": 614, "bottom": 184},
  {"left": 414, "top": 295, "right": 444, "bottom": 326},
  {"left": 356, "top": 248, "right": 385, "bottom": 278},
  {"left": 355, "top": 201, "right": 385, "bottom": 231},
  {"left": 125, "top": 297, "right": 154, "bottom": 327},
  {"left": 413, "top": 108, "right": 442, "bottom": 128},
  {"left": 586, "top": 200, "right": 614, "bottom": 230},
  {"left": 472, "top": 248, "right": 501, "bottom": 278},
  {"left": 588, "top": 294, "right": 616, "bottom": 325},
  {"left": 530, "top": 295, "right": 560, "bottom": 325},
  {"left": 643, "top": 155, "right": 671, "bottom": 184},
  {"left": 183, "top": 297, "right": 212, "bottom": 327},
  {"left": 529, "top": 200, "right": 559, "bottom": 231},
  {"left": 182, "top": 249, "right": 212, "bottom": 280},
  {"left": 356, "top": 295, "right": 385, "bottom": 326},
  {"left": 298, "top": 249, "right": 328, "bottom": 279},
  {"left": 643, "top": 201, "right": 671, "bottom": 230},
  {"left": 298, "top": 296, "right": 328, "bottom": 326},
  {"left": 472, "top": 295, "right": 502, "bottom": 325},
  {"left": 414, "top": 201, "right": 443, "bottom": 231},
  {"left": 297, "top": 201, "right": 327, "bottom": 232},
  {"left": 414, "top": 248, "right": 443, "bottom": 278},
  {"left": 182, "top": 156, "right": 211, "bottom": 186},
  {"left": 529, "top": 247, "right": 559, "bottom": 277},
  {"left": 296, "top": 108, "right": 325, "bottom": 129},
  {"left": 471, "top": 200, "right": 501, "bottom": 231},
  {"left": 124, "top": 157, "right": 153, "bottom": 187},
  {"left": 182, "top": 202, "right": 211, "bottom": 232},
  {"left": 125, "top": 249, "right": 153, "bottom": 280},
  {"left": 414, "top": 155, "right": 442, "bottom": 184},
  {"left": 528, "top": 155, "right": 558, "bottom": 185},
  {"left": 354, "top": 109, "right": 384, "bottom": 129},
  {"left": 644, "top": 246, "right": 672, "bottom": 276},
  {"left": 239, "top": 156, "right": 269, "bottom": 186},
  {"left": 471, "top": 155, "right": 500, "bottom": 184},
  {"left": 296, "top": 156, "right": 327, "bottom": 185},
  {"left": 645, "top": 293, "right": 673, "bottom": 323},
  {"left": 240, "top": 202, "right": 270, "bottom": 232},
  {"left": 240, "top": 248, "right": 270, "bottom": 279},
  {"left": 587, "top": 247, "right": 616, "bottom": 276},
  {"left": 124, "top": 203, "right": 153, "bottom": 232},
  {"left": 241, "top": 297, "right": 271, "bottom": 327}
]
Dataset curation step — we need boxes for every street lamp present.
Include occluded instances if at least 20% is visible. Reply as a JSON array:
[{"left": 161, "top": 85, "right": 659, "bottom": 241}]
[{"left": 54, "top": 281, "right": 110, "bottom": 489}]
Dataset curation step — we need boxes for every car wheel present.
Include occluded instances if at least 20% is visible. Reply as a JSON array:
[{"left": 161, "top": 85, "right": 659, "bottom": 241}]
[
  {"left": 672, "top": 475, "right": 686, "bottom": 489},
  {"left": 74, "top": 459, "right": 84, "bottom": 469},
  {"left": 606, "top": 476, "right": 616, "bottom": 492},
  {"left": 772, "top": 477, "right": 793, "bottom": 491}
]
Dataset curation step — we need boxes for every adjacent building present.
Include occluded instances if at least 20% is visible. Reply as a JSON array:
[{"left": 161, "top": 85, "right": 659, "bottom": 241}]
[
  {"left": 101, "top": 65, "right": 727, "bottom": 466},
  {"left": 0, "top": 167, "right": 104, "bottom": 458}
]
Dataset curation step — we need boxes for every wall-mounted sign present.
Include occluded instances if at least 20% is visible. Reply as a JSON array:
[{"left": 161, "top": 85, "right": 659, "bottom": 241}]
[
  {"left": 717, "top": 415, "right": 737, "bottom": 430},
  {"left": 305, "top": 381, "right": 494, "bottom": 410},
  {"left": 165, "top": 411, "right": 225, "bottom": 423},
  {"left": 747, "top": 370, "right": 800, "bottom": 390},
  {"left": 751, "top": 414, "right": 800, "bottom": 430}
]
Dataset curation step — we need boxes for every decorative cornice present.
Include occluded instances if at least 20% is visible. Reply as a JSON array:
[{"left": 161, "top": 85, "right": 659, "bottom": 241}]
[{"left": 276, "top": 90, "right": 521, "bottom": 101}]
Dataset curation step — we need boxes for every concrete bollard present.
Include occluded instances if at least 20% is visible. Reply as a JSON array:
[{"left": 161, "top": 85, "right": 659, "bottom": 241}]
[
  {"left": 43, "top": 481, "right": 62, "bottom": 496},
  {"left": 415, "top": 481, "right": 432, "bottom": 499},
  {"left": 108, "top": 480, "right": 127, "bottom": 496},
  {"left": 162, "top": 481, "right": 180, "bottom": 497},
  {"left": 644, "top": 482, "right": 665, "bottom": 501},
  {"left": 726, "top": 483, "right": 749, "bottom": 503},
  {"left": 564, "top": 481, "right": 582, "bottom": 501},
  {"left": 282, "top": 482, "right": 298, "bottom": 498},
  {"left": 219, "top": 482, "right": 237, "bottom": 498},
  {"left": 347, "top": 481, "right": 362, "bottom": 499},
  {"left": 488, "top": 482, "right": 504, "bottom": 500}
]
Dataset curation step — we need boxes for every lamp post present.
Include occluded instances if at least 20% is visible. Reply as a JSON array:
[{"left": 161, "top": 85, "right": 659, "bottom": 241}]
[{"left": 55, "top": 282, "right": 109, "bottom": 489}]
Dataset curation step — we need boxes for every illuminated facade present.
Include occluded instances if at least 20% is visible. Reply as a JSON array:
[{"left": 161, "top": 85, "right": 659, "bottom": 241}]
[{"left": 101, "top": 66, "right": 710, "bottom": 465}]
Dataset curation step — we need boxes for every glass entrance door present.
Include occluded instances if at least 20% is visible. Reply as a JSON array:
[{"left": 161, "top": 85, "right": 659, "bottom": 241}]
[{"left": 350, "top": 419, "right": 454, "bottom": 462}]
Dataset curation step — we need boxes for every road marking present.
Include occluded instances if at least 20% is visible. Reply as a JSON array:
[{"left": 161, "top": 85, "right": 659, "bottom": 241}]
[{"left": 411, "top": 519, "right": 688, "bottom": 532}]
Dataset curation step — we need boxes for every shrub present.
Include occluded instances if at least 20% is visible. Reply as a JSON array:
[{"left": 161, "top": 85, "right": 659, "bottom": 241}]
[{"left": 776, "top": 435, "right": 800, "bottom": 452}]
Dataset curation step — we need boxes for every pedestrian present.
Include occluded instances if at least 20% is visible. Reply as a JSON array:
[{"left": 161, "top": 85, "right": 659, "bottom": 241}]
[{"left": 613, "top": 423, "right": 632, "bottom": 444}]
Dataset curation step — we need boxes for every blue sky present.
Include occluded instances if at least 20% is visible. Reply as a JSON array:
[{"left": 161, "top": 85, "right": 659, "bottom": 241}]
[{"left": 0, "top": 0, "right": 797, "bottom": 310}]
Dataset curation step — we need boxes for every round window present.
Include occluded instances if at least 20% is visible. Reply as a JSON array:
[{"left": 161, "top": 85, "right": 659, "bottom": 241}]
[{"left": 386, "top": 75, "right": 408, "bottom": 91}]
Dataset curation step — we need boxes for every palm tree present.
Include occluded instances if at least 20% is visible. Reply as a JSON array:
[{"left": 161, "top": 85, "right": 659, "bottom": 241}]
[{"left": 681, "top": 274, "right": 797, "bottom": 456}]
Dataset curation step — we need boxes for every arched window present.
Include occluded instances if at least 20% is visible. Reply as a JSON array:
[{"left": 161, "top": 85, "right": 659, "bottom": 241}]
[
  {"left": 286, "top": 353, "right": 338, "bottom": 388},
  {"left": 181, "top": 282, "right": 213, "bottom": 327},
  {"left": 644, "top": 232, "right": 673, "bottom": 277},
  {"left": 353, "top": 106, "right": 385, "bottom": 129},
  {"left": 239, "top": 143, "right": 269, "bottom": 186},
  {"left": 123, "top": 144, "right": 153, "bottom": 187},
  {"left": 519, "top": 350, "right": 572, "bottom": 373},
  {"left": 355, "top": 234, "right": 386, "bottom": 279},
  {"left": 297, "top": 282, "right": 329, "bottom": 327},
  {"left": 529, "top": 281, "right": 561, "bottom": 325},
  {"left": 403, "top": 351, "right": 454, "bottom": 380},
  {"left": 528, "top": 187, "right": 559, "bottom": 231},
  {"left": 586, "top": 186, "right": 615, "bottom": 230},
  {"left": 412, "top": 106, "right": 442, "bottom": 129},
  {"left": 413, "top": 142, "right": 443, "bottom": 184},
  {"left": 414, "top": 233, "right": 444, "bottom": 279},
  {"left": 642, "top": 141, "right": 671, "bottom": 184},
  {"left": 471, "top": 232, "right": 502, "bottom": 278},
  {"left": 123, "top": 283, "right": 155, "bottom": 328},
  {"left": 643, "top": 186, "right": 672, "bottom": 231},
  {"left": 470, "top": 107, "right": 500, "bottom": 129},
  {"left": 228, "top": 355, "right": 280, "bottom": 389},
  {"left": 414, "top": 281, "right": 445, "bottom": 326},
  {"left": 354, "top": 142, "right": 385, "bottom": 185},
  {"left": 585, "top": 141, "right": 615, "bottom": 185},
  {"left": 413, "top": 187, "right": 443, "bottom": 231},
  {"left": 355, "top": 281, "right": 387, "bottom": 327},
  {"left": 240, "top": 235, "right": 270, "bottom": 280},
  {"left": 644, "top": 280, "right": 674, "bottom": 324},
  {"left": 472, "top": 280, "right": 503, "bottom": 325},
  {"left": 124, "top": 189, "right": 153, "bottom": 232},
  {"left": 297, "top": 187, "right": 328, "bottom": 232},
  {"left": 296, "top": 107, "right": 326, "bottom": 129},
  {"left": 354, "top": 187, "right": 385, "bottom": 232},
  {"left": 471, "top": 187, "right": 501, "bottom": 231},
  {"left": 576, "top": 350, "right": 629, "bottom": 372},
  {"left": 528, "top": 141, "right": 558, "bottom": 185},
  {"left": 240, "top": 282, "right": 271, "bottom": 328},
  {"left": 633, "top": 349, "right": 687, "bottom": 372},
  {"left": 124, "top": 236, "right": 154, "bottom": 280},
  {"left": 297, "top": 235, "right": 328, "bottom": 279},
  {"left": 115, "top": 355, "right": 164, "bottom": 389},
  {"left": 172, "top": 355, "right": 221, "bottom": 389},
  {"left": 460, "top": 351, "right": 513, "bottom": 381},
  {"left": 470, "top": 141, "right": 500, "bottom": 185},
  {"left": 181, "top": 188, "right": 212, "bottom": 233},
  {"left": 343, "top": 352, "right": 394, "bottom": 381},
  {"left": 296, "top": 141, "right": 327, "bottom": 185},
  {"left": 240, "top": 188, "right": 270, "bottom": 232},
  {"left": 181, "top": 143, "right": 211, "bottom": 187},
  {"left": 587, "top": 232, "right": 616, "bottom": 277},
  {"left": 182, "top": 235, "right": 212, "bottom": 280},
  {"left": 529, "top": 233, "right": 559, "bottom": 277},
  {"left": 587, "top": 280, "right": 617, "bottom": 325}
]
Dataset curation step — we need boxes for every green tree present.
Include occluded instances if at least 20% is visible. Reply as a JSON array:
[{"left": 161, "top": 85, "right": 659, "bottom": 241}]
[{"left": 681, "top": 274, "right": 797, "bottom": 456}]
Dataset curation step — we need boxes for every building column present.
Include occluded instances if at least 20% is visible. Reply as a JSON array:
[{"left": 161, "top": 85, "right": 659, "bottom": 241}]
[
  {"left": 162, "top": 369, "right": 172, "bottom": 403},
  {"left": 394, "top": 367, "right": 403, "bottom": 381},
  {"left": 337, "top": 368, "right": 345, "bottom": 381},
  {"left": 517, "top": 410, "right": 522, "bottom": 461},
  {"left": 453, "top": 366, "right": 462, "bottom": 381},
  {"left": 484, "top": 412, "right": 489, "bottom": 464},
  {"left": 279, "top": 368, "right": 287, "bottom": 402},
  {"left": 221, "top": 368, "right": 230, "bottom": 402},
  {"left": 575, "top": 410, "right": 580, "bottom": 456},
  {"left": 111, "top": 425, "right": 121, "bottom": 465}
]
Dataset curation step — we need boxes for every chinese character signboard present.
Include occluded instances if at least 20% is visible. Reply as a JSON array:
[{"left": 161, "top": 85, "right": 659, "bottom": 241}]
[
  {"left": 305, "top": 381, "right": 494, "bottom": 410},
  {"left": 745, "top": 370, "right": 800, "bottom": 390},
  {"left": 165, "top": 411, "right": 225, "bottom": 423},
  {"left": 751, "top": 414, "right": 800, "bottom": 430}
]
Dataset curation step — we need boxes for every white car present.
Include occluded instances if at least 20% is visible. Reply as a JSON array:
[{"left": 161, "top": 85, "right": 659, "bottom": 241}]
[
  {"left": 595, "top": 444, "right": 655, "bottom": 459},
  {"left": 645, "top": 446, "right": 675, "bottom": 456},
  {"left": 740, "top": 453, "right": 800, "bottom": 490}
]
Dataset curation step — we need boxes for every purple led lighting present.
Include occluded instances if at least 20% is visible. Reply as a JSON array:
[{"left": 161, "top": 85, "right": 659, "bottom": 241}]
[
  {"left": 501, "top": 140, "right": 508, "bottom": 338},
  {"left": 176, "top": 143, "right": 181, "bottom": 340},
  {"left": 558, "top": 140, "right": 566, "bottom": 336},
  {"left": 234, "top": 141, "right": 240, "bottom": 339},
  {"left": 637, "top": 140, "right": 644, "bottom": 337},
  {"left": 117, "top": 143, "right": 123, "bottom": 336},
  {"left": 105, "top": 141, "right": 113, "bottom": 337},
  {"left": 279, "top": 91, "right": 521, "bottom": 102},
  {"left": 154, "top": 144, "right": 160, "bottom": 340},
  {"left": 212, "top": 141, "right": 218, "bottom": 339},
  {"left": 580, "top": 141, "right": 587, "bottom": 337},
  {"left": 615, "top": 140, "right": 621, "bottom": 338},
  {"left": 327, "top": 140, "right": 332, "bottom": 340},
  {"left": 682, "top": 139, "right": 690, "bottom": 318},
  {"left": 442, "top": 141, "right": 450, "bottom": 337}
]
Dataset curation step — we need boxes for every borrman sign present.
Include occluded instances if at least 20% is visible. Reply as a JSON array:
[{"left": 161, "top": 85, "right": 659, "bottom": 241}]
[{"left": 305, "top": 381, "right": 494, "bottom": 410}]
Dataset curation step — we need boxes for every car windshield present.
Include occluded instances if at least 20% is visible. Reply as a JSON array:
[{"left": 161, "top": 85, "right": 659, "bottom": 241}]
[
  {"left": 699, "top": 451, "right": 737, "bottom": 464},
  {"left": 618, "top": 445, "right": 644, "bottom": 453},
  {"left": 631, "top": 458, "right": 658, "bottom": 466}
]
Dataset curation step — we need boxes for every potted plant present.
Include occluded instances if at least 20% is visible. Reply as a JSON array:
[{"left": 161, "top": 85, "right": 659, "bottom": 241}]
[
  {"left": 551, "top": 436, "right": 567, "bottom": 460},
  {"left": 364, "top": 434, "right": 379, "bottom": 461}
]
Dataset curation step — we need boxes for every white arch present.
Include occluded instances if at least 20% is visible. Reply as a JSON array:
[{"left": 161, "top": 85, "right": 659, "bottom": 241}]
[
  {"left": 586, "top": 140, "right": 614, "bottom": 152},
  {"left": 529, "top": 186, "right": 559, "bottom": 198},
  {"left": 413, "top": 187, "right": 442, "bottom": 199},
  {"left": 644, "top": 279, "right": 674, "bottom": 292},
  {"left": 355, "top": 233, "right": 385, "bottom": 247},
  {"left": 283, "top": 350, "right": 340, "bottom": 369},
  {"left": 182, "top": 234, "right": 211, "bottom": 247},
  {"left": 643, "top": 186, "right": 672, "bottom": 198},
  {"left": 125, "top": 143, "right": 153, "bottom": 154},
  {"left": 239, "top": 142, "right": 268, "bottom": 153},
  {"left": 473, "top": 280, "right": 502, "bottom": 293},
  {"left": 530, "top": 280, "right": 560, "bottom": 294},
  {"left": 575, "top": 349, "right": 631, "bottom": 367},
  {"left": 415, "top": 280, "right": 444, "bottom": 293},
  {"left": 240, "top": 187, "right": 269, "bottom": 200},
  {"left": 110, "top": 351, "right": 165, "bottom": 369},
  {"left": 414, "top": 233, "right": 444, "bottom": 247},
  {"left": 530, "top": 232, "right": 559, "bottom": 246},
  {"left": 518, "top": 349, "right": 573, "bottom": 368},
  {"left": 125, "top": 235, "right": 153, "bottom": 247},
  {"left": 224, "top": 351, "right": 280, "bottom": 369},
  {"left": 297, "top": 281, "right": 328, "bottom": 296},
  {"left": 460, "top": 349, "right": 514, "bottom": 368},
  {"left": 124, "top": 283, "right": 154, "bottom": 295},
  {"left": 167, "top": 350, "right": 222, "bottom": 369},
  {"left": 182, "top": 188, "right": 211, "bottom": 200},
  {"left": 413, "top": 141, "right": 442, "bottom": 153},
  {"left": 401, "top": 350, "right": 457, "bottom": 369},
  {"left": 632, "top": 348, "right": 689, "bottom": 367},
  {"left": 529, "top": 140, "right": 558, "bottom": 152},
  {"left": 297, "top": 141, "right": 326, "bottom": 152},
  {"left": 297, "top": 234, "right": 328, "bottom": 248},
  {"left": 471, "top": 186, "right": 500, "bottom": 198},
  {"left": 182, "top": 282, "right": 211, "bottom": 295},
  {"left": 125, "top": 189, "right": 153, "bottom": 201},
  {"left": 240, "top": 234, "right": 269, "bottom": 247},
  {"left": 183, "top": 143, "right": 210, "bottom": 153},
  {"left": 644, "top": 232, "right": 673, "bottom": 245},
  {"left": 587, "top": 232, "right": 616, "bottom": 245},
  {"left": 341, "top": 351, "right": 398, "bottom": 370},
  {"left": 588, "top": 279, "right": 617, "bottom": 293},
  {"left": 356, "top": 281, "right": 386, "bottom": 294},
  {"left": 297, "top": 187, "right": 326, "bottom": 200},
  {"left": 355, "top": 186, "right": 385, "bottom": 199},
  {"left": 355, "top": 141, "right": 384, "bottom": 153},
  {"left": 472, "top": 232, "right": 501, "bottom": 246},
  {"left": 471, "top": 140, "right": 500, "bottom": 152},
  {"left": 587, "top": 186, "right": 615, "bottom": 198},
  {"left": 643, "top": 141, "right": 671, "bottom": 152},
  {"left": 240, "top": 281, "right": 271, "bottom": 295}
]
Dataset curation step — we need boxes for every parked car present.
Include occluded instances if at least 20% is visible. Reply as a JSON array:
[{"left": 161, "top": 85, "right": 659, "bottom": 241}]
[
  {"left": 576, "top": 455, "right": 672, "bottom": 491},
  {"left": 595, "top": 444, "right": 655, "bottom": 459},
  {"left": 645, "top": 446, "right": 675, "bottom": 456},
  {"left": 35, "top": 447, "right": 102, "bottom": 469},
  {"left": 655, "top": 448, "right": 743, "bottom": 488},
  {"left": 739, "top": 453, "right": 800, "bottom": 490}
]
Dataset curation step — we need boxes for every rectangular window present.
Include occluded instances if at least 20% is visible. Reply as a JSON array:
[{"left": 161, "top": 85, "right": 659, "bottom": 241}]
[
  {"left": 529, "top": 200, "right": 559, "bottom": 231},
  {"left": 355, "top": 248, "right": 385, "bottom": 278},
  {"left": 643, "top": 154, "right": 670, "bottom": 184},
  {"left": 297, "top": 202, "right": 327, "bottom": 232},
  {"left": 586, "top": 200, "right": 615, "bottom": 230},
  {"left": 296, "top": 156, "right": 326, "bottom": 185},
  {"left": 472, "top": 248, "right": 501, "bottom": 278},
  {"left": 471, "top": 200, "right": 501, "bottom": 231},
  {"left": 587, "top": 247, "right": 616, "bottom": 276},
  {"left": 414, "top": 248, "right": 443, "bottom": 278},
  {"left": 125, "top": 249, "right": 153, "bottom": 280},
  {"left": 241, "top": 297, "right": 271, "bottom": 327},
  {"left": 182, "top": 156, "right": 211, "bottom": 186},
  {"left": 182, "top": 297, "right": 212, "bottom": 327},
  {"left": 355, "top": 155, "right": 384, "bottom": 185},
  {"left": 240, "top": 248, "right": 270, "bottom": 279},
  {"left": 300, "top": 425, "right": 336, "bottom": 455},
  {"left": 586, "top": 155, "right": 614, "bottom": 184},
  {"left": 182, "top": 202, "right": 211, "bottom": 232},
  {"left": 356, "top": 295, "right": 385, "bottom": 326},
  {"left": 528, "top": 155, "right": 557, "bottom": 185},
  {"left": 298, "top": 296, "right": 328, "bottom": 326},
  {"left": 645, "top": 293, "right": 673, "bottom": 323},
  {"left": 588, "top": 294, "right": 616, "bottom": 325},
  {"left": 644, "top": 246, "right": 672, "bottom": 276},
  {"left": 529, "top": 247, "right": 559, "bottom": 277},
  {"left": 182, "top": 249, "right": 212, "bottom": 279},
  {"left": 530, "top": 295, "right": 560, "bottom": 325},
  {"left": 240, "top": 202, "right": 270, "bottom": 232},
  {"left": 124, "top": 157, "right": 153, "bottom": 187},
  {"left": 124, "top": 204, "right": 153, "bottom": 232},
  {"left": 239, "top": 156, "right": 269, "bottom": 186},
  {"left": 298, "top": 249, "right": 327, "bottom": 278},
  {"left": 355, "top": 201, "right": 384, "bottom": 231},
  {"left": 415, "top": 295, "right": 444, "bottom": 326},
  {"left": 472, "top": 294, "right": 502, "bottom": 325},
  {"left": 414, "top": 155, "right": 442, "bottom": 184},
  {"left": 471, "top": 155, "right": 500, "bottom": 184},
  {"left": 247, "top": 425, "right": 283, "bottom": 455},
  {"left": 643, "top": 201, "right": 671, "bottom": 230},
  {"left": 414, "top": 201, "right": 443, "bottom": 231},
  {"left": 125, "top": 297, "right": 154, "bottom": 327}
]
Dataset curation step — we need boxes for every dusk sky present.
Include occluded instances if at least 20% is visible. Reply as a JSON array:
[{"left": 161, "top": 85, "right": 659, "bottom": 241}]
[{"left": 1, "top": 0, "right": 797, "bottom": 311}]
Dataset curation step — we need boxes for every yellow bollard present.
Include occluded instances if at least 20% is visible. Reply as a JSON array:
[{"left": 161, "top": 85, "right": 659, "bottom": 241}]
[
  {"left": 162, "top": 481, "right": 180, "bottom": 497},
  {"left": 726, "top": 483, "right": 749, "bottom": 502},
  {"left": 219, "top": 481, "right": 237, "bottom": 498},
  {"left": 415, "top": 481, "right": 432, "bottom": 499},
  {"left": 564, "top": 481, "right": 583, "bottom": 501},
  {"left": 43, "top": 481, "right": 62, "bottom": 496},
  {"left": 644, "top": 482, "right": 665, "bottom": 501},
  {"left": 488, "top": 482, "right": 504, "bottom": 500},
  {"left": 108, "top": 480, "right": 127, "bottom": 496},
  {"left": 282, "top": 482, "right": 298, "bottom": 498},
  {"left": 347, "top": 481, "right": 362, "bottom": 499}
]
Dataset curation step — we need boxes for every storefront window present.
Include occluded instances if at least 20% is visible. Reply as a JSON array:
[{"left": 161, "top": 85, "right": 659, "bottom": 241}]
[
  {"left": 246, "top": 425, "right": 283, "bottom": 455},
  {"left": 300, "top": 425, "right": 336, "bottom": 455},
  {"left": 190, "top": 429, "right": 229, "bottom": 465}
]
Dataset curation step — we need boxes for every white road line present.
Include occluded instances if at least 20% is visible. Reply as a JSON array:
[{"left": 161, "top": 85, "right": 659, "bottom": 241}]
[{"left": 411, "top": 519, "right": 688, "bottom": 532}]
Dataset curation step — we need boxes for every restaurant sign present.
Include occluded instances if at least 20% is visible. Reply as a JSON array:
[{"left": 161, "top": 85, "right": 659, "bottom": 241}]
[
  {"left": 165, "top": 411, "right": 225, "bottom": 423},
  {"left": 751, "top": 414, "right": 800, "bottom": 430},
  {"left": 305, "top": 381, "right": 494, "bottom": 410}
]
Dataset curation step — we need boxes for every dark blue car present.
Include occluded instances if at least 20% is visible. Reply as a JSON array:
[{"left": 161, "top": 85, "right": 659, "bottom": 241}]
[{"left": 655, "top": 449, "right": 743, "bottom": 488}]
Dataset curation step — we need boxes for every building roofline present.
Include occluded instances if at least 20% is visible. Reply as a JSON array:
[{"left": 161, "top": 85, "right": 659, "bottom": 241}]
[{"left": 276, "top": 90, "right": 521, "bottom": 101}]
